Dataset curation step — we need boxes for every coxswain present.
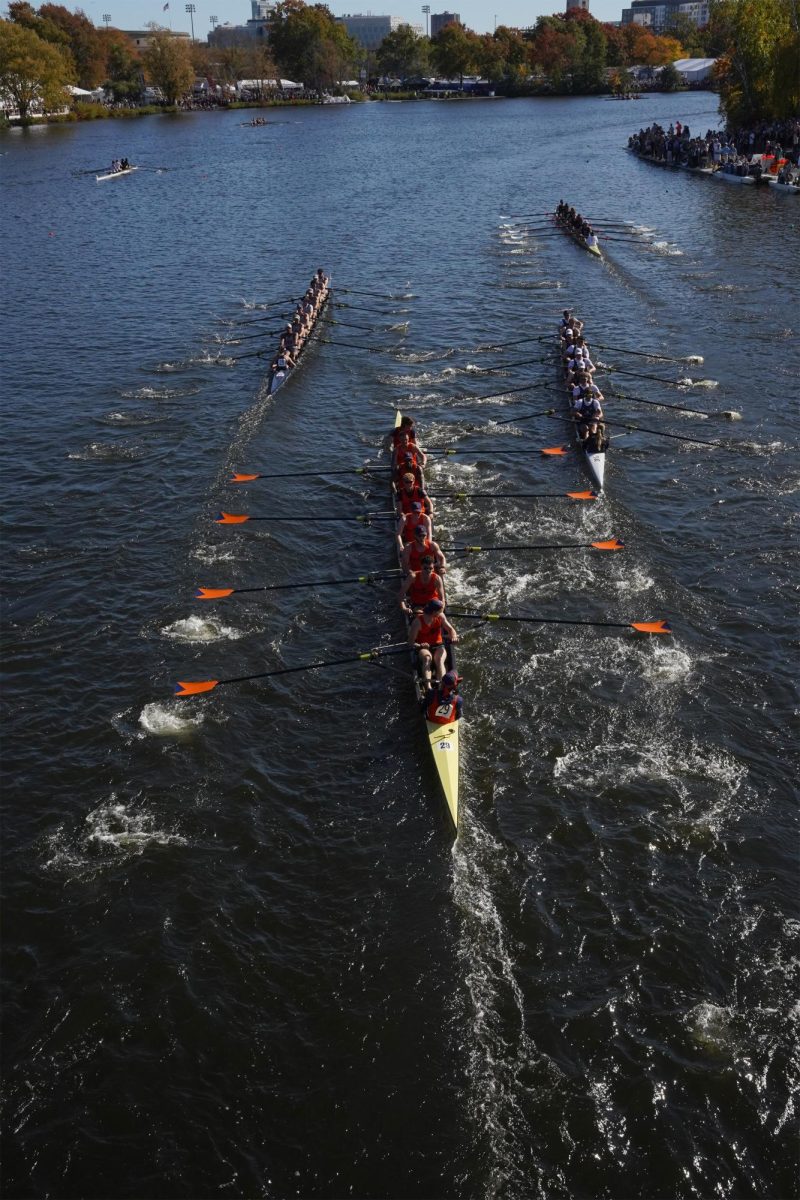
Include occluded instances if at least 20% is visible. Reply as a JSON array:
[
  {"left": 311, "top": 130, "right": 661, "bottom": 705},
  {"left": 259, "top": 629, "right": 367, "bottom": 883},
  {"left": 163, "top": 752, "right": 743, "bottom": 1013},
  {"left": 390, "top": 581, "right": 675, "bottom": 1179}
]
[
  {"left": 272, "top": 348, "right": 295, "bottom": 375},
  {"left": 395, "top": 470, "right": 432, "bottom": 517},
  {"left": 585, "top": 229, "right": 599, "bottom": 250},
  {"left": 424, "top": 670, "right": 463, "bottom": 724},
  {"left": 399, "top": 555, "right": 445, "bottom": 616},
  {"left": 408, "top": 599, "right": 459, "bottom": 686},
  {"left": 390, "top": 415, "right": 418, "bottom": 451},
  {"left": 401, "top": 524, "right": 446, "bottom": 575},
  {"left": 397, "top": 500, "right": 432, "bottom": 552}
]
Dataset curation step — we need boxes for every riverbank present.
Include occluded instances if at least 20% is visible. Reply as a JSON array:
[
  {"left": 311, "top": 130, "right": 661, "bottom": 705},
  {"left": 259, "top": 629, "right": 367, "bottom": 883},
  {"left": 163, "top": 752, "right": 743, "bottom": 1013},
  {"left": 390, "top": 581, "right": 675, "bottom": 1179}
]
[{"left": 2, "top": 84, "right": 707, "bottom": 127}]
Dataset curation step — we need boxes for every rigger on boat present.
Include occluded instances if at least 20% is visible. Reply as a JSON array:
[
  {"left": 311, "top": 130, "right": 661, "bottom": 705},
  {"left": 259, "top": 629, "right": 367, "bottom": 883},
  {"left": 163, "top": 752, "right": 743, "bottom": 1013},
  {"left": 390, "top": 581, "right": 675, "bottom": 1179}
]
[
  {"left": 266, "top": 269, "right": 330, "bottom": 395},
  {"left": 390, "top": 412, "right": 461, "bottom": 827}
]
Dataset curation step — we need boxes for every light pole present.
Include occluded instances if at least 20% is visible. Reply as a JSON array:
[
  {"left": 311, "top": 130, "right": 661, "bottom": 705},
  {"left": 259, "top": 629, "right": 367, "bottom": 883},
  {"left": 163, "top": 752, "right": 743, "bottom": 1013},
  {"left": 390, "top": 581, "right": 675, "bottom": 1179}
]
[
  {"left": 102, "top": 12, "right": 111, "bottom": 28},
  {"left": 422, "top": 4, "right": 430, "bottom": 36},
  {"left": 185, "top": 3, "right": 196, "bottom": 42},
  {"left": 210, "top": 15, "right": 218, "bottom": 29}
]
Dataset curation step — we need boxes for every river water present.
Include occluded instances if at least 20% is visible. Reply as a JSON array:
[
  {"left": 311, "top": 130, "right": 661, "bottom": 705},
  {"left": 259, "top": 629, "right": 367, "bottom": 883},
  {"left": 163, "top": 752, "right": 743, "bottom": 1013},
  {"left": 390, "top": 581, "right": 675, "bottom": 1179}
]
[{"left": 2, "top": 93, "right": 797, "bottom": 1199}]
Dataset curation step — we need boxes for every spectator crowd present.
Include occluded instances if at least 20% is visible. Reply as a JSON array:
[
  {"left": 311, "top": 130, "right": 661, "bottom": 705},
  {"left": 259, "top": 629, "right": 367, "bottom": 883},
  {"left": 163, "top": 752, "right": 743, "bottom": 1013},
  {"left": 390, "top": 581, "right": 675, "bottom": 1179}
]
[{"left": 629, "top": 118, "right": 800, "bottom": 183}]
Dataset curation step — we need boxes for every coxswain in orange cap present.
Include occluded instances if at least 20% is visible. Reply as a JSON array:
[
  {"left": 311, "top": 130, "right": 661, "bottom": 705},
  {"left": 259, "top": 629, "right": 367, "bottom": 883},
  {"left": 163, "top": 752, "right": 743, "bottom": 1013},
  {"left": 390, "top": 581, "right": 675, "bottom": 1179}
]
[
  {"left": 408, "top": 599, "right": 459, "bottom": 686},
  {"left": 399, "top": 555, "right": 445, "bottom": 616}
]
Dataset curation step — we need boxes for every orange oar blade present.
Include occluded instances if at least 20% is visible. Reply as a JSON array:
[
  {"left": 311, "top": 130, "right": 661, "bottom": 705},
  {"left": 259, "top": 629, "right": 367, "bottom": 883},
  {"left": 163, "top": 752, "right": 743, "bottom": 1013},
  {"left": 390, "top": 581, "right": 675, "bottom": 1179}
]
[
  {"left": 592, "top": 538, "right": 625, "bottom": 551},
  {"left": 567, "top": 490, "right": 599, "bottom": 501},
  {"left": 631, "top": 620, "right": 672, "bottom": 634},
  {"left": 216, "top": 512, "right": 250, "bottom": 524},
  {"left": 175, "top": 679, "right": 219, "bottom": 696},
  {"left": 541, "top": 446, "right": 568, "bottom": 457},
  {"left": 231, "top": 473, "right": 260, "bottom": 483},
  {"left": 195, "top": 587, "right": 234, "bottom": 600}
]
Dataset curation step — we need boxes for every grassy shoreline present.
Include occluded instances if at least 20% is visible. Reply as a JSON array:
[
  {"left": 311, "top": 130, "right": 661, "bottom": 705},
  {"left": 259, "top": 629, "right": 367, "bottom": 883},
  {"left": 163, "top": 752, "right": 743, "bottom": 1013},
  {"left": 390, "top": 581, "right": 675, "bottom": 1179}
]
[{"left": 2, "top": 85, "right": 700, "bottom": 126}]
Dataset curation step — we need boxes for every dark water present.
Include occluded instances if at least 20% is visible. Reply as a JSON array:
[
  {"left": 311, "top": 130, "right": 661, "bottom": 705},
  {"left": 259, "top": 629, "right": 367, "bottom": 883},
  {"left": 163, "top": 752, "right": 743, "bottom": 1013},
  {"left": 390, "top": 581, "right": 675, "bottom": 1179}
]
[{"left": 2, "top": 94, "right": 798, "bottom": 1199}]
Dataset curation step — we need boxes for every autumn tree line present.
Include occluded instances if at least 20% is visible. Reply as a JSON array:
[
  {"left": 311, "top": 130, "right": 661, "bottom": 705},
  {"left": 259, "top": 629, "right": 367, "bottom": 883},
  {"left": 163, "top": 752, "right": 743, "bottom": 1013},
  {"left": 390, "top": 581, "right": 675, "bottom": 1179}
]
[{"left": 0, "top": 0, "right": 797, "bottom": 126}]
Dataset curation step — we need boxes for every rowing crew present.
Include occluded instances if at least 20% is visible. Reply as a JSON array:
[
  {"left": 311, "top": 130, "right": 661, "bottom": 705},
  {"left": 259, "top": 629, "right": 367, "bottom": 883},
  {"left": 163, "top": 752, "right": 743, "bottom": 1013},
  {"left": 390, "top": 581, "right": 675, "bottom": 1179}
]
[
  {"left": 110, "top": 158, "right": 131, "bottom": 172},
  {"left": 555, "top": 200, "right": 599, "bottom": 250},
  {"left": 560, "top": 311, "right": 607, "bottom": 452},
  {"left": 389, "top": 417, "right": 463, "bottom": 724},
  {"left": 270, "top": 268, "right": 329, "bottom": 375}
]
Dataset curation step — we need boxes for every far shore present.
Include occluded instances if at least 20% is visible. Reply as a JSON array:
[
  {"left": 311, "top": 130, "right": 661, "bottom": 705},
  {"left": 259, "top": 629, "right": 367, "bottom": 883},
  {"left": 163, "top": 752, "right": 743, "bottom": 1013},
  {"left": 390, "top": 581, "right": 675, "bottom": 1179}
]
[{"left": 2, "top": 85, "right": 711, "bottom": 128}]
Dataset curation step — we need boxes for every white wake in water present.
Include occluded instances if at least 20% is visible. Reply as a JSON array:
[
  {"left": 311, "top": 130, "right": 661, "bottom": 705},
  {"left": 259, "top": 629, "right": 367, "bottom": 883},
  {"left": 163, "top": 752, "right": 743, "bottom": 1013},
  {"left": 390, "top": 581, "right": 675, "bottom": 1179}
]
[{"left": 161, "top": 615, "right": 242, "bottom": 643}]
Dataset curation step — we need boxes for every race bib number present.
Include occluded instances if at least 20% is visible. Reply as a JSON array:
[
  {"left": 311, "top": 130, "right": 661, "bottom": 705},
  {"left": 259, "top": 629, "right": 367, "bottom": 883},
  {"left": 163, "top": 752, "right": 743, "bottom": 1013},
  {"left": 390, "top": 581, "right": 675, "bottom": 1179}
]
[{"left": 435, "top": 703, "right": 452, "bottom": 718}]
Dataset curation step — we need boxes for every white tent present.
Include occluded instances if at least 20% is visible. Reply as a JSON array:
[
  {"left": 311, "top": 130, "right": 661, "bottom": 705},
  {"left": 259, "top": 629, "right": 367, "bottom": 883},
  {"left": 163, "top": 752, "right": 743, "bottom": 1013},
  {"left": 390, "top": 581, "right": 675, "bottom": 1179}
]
[
  {"left": 672, "top": 57, "right": 717, "bottom": 83},
  {"left": 67, "top": 85, "right": 94, "bottom": 96},
  {"left": 237, "top": 78, "right": 302, "bottom": 93}
]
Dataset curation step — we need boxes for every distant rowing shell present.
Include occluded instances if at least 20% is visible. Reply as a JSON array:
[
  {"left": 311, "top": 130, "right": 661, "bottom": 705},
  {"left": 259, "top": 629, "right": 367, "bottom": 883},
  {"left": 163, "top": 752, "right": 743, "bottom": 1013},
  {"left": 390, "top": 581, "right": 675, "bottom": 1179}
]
[
  {"left": 266, "top": 280, "right": 331, "bottom": 395},
  {"left": 96, "top": 166, "right": 138, "bottom": 182}
]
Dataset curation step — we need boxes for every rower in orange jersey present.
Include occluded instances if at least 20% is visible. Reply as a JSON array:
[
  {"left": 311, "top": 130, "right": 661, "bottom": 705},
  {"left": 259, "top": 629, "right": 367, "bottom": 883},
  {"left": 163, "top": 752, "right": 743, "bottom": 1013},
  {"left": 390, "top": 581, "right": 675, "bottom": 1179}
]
[
  {"left": 408, "top": 599, "right": 459, "bottom": 686},
  {"left": 397, "top": 501, "right": 433, "bottom": 554},
  {"left": 395, "top": 471, "right": 432, "bottom": 517},
  {"left": 393, "top": 453, "right": 425, "bottom": 489},
  {"left": 393, "top": 433, "right": 426, "bottom": 474},
  {"left": 399, "top": 555, "right": 445, "bottom": 616},
  {"left": 401, "top": 524, "right": 447, "bottom": 575}
]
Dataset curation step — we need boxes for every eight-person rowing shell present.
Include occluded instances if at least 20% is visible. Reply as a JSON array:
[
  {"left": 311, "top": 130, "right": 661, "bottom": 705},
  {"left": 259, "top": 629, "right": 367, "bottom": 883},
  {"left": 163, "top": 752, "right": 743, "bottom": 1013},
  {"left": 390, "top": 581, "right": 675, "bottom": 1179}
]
[{"left": 268, "top": 269, "right": 329, "bottom": 389}]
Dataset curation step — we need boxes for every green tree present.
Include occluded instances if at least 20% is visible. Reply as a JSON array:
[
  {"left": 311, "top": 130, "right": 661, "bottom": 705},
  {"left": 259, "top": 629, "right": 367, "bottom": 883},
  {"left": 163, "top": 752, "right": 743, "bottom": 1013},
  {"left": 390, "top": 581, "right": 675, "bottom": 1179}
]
[
  {"left": 525, "top": 16, "right": 580, "bottom": 91},
  {"left": 476, "top": 25, "right": 528, "bottom": 89},
  {"left": 212, "top": 42, "right": 249, "bottom": 88},
  {"left": 771, "top": 26, "right": 800, "bottom": 119},
  {"left": 429, "top": 21, "right": 479, "bottom": 84},
  {"left": 267, "top": 1, "right": 358, "bottom": 92},
  {"left": 0, "top": 17, "right": 74, "bottom": 118},
  {"left": 659, "top": 60, "right": 683, "bottom": 89},
  {"left": 710, "top": 0, "right": 795, "bottom": 123},
  {"left": 242, "top": 39, "right": 279, "bottom": 95},
  {"left": 103, "top": 31, "right": 142, "bottom": 100},
  {"left": 570, "top": 12, "right": 607, "bottom": 91},
  {"left": 376, "top": 23, "right": 428, "bottom": 80},
  {"left": 38, "top": 5, "right": 105, "bottom": 86},
  {"left": 664, "top": 12, "right": 708, "bottom": 57},
  {"left": 141, "top": 24, "right": 193, "bottom": 104}
]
